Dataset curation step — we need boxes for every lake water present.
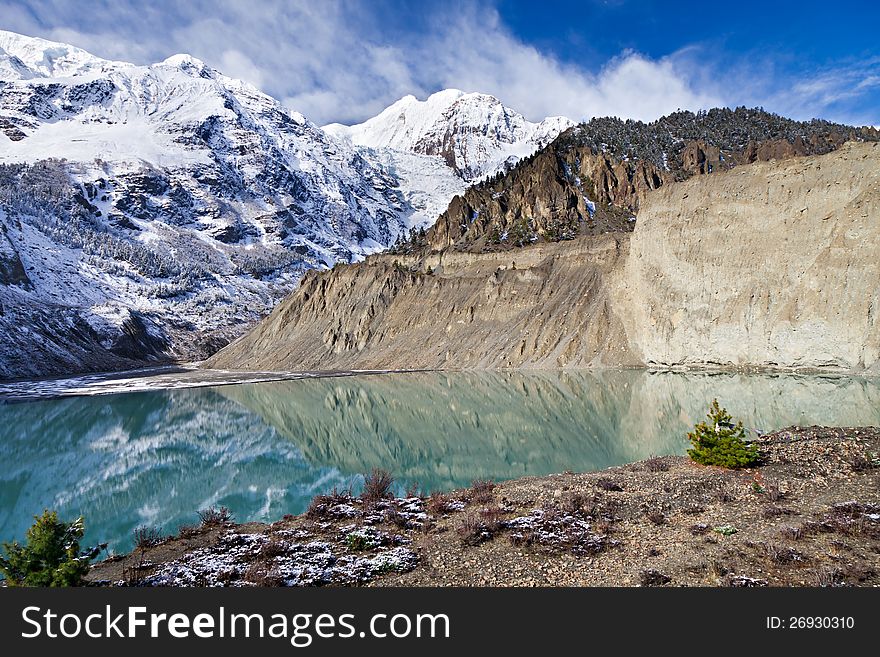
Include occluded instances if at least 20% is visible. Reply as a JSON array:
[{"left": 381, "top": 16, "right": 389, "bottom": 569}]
[{"left": 2, "top": 369, "right": 879, "bottom": 553}]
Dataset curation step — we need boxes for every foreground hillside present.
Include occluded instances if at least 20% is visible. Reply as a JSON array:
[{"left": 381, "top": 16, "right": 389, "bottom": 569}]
[
  {"left": 88, "top": 426, "right": 880, "bottom": 587},
  {"left": 208, "top": 141, "right": 880, "bottom": 373}
]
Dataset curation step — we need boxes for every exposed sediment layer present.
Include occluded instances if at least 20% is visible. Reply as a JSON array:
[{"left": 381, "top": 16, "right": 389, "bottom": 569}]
[{"left": 208, "top": 142, "right": 880, "bottom": 373}]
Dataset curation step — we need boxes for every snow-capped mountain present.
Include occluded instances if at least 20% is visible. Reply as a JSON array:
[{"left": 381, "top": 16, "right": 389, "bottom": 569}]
[
  {"left": 0, "top": 30, "right": 574, "bottom": 378},
  {"left": 0, "top": 30, "right": 417, "bottom": 377},
  {"left": 325, "top": 89, "right": 574, "bottom": 182}
]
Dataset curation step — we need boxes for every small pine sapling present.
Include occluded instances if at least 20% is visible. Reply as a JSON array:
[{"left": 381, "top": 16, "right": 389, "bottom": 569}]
[{"left": 687, "top": 399, "right": 759, "bottom": 468}]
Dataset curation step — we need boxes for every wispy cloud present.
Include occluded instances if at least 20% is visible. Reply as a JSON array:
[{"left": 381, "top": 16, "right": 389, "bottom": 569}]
[{"left": 1, "top": 0, "right": 876, "bottom": 126}]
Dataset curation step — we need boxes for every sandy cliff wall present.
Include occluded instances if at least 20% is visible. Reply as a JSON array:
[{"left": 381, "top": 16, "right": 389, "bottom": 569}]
[
  {"left": 618, "top": 141, "right": 880, "bottom": 371},
  {"left": 208, "top": 236, "right": 635, "bottom": 370},
  {"left": 207, "top": 142, "right": 880, "bottom": 373}
]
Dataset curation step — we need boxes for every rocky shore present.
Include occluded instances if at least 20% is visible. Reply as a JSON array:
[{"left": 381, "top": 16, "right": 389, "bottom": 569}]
[{"left": 88, "top": 426, "right": 879, "bottom": 587}]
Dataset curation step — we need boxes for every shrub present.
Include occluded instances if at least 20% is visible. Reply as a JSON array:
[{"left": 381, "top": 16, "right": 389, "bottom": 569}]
[
  {"left": 362, "top": 469, "right": 394, "bottom": 503},
  {"left": 198, "top": 506, "right": 233, "bottom": 527},
  {"left": 0, "top": 510, "right": 101, "bottom": 587},
  {"left": 640, "top": 569, "right": 671, "bottom": 586},
  {"left": 306, "top": 487, "right": 354, "bottom": 519},
  {"left": 457, "top": 508, "right": 503, "bottom": 546},
  {"left": 133, "top": 526, "right": 166, "bottom": 550},
  {"left": 687, "top": 399, "right": 759, "bottom": 468},
  {"left": 177, "top": 524, "right": 203, "bottom": 538},
  {"left": 714, "top": 484, "right": 737, "bottom": 503},
  {"left": 596, "top": 478, "right": 623, "bottom": 492},
  {"left": 644, "top": 456, "right": 670, "bottom": 472},
  {"left": 426, "top": 492, "right": 461, "bottom": 515},
  {"left": 469, "top": 479, "right": 496, "bottom": 503},
  {"left": 848, "top": 451, "right": 880, "bottom": 472},
  {"left": 560, "top": 492, "right": 586, "bottom": 515}
]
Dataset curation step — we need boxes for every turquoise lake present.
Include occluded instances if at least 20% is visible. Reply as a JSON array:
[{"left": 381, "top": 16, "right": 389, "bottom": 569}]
[{"left": 2, "top": 369, "right": 879, "bottom": 553}]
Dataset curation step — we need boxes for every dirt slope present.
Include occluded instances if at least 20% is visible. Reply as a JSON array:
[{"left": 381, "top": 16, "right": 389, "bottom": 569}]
[{"left": 207, "top": 142, "right": 880, "bottom": 372}]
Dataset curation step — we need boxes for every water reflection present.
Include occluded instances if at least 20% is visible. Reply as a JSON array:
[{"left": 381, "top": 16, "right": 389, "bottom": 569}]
[{"left": 1, "top": 370, "right": 878, "bottom": 551}]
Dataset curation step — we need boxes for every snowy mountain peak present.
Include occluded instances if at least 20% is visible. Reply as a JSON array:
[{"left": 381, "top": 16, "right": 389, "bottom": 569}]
[
  {"left": 325, "top": 89, "right": 574, "bottom": 181},
  {"left": 160, "top": 53, "right": 214, "bottom": 78},
  {"left": 0, "top": 29, "right": 127, "bottom": 79},
  {"left": 0, "top": 30, "right": 427, "bottom": 378},
  {"left": 0, "top": 31, "right": 572, "bottom": 378}
]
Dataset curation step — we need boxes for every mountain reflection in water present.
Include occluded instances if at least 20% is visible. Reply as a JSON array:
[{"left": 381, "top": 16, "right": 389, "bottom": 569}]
[{"left": 2, "top": 370, "right": 878, "bottom": 551}]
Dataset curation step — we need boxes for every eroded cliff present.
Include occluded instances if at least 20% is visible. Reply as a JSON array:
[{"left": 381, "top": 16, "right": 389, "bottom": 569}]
[{"left": 207, "top": 141, "right": 880, "bottom": 373}]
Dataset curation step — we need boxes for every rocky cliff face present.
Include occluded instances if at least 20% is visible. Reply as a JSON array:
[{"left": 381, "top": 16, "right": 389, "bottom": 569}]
[
  {"left": 416, "top": 108, "right": 876, "bottom": 253},
  {"left": 207, "top": 235, "right": 634, "bottom": 370},
  {"left": 207, "top": 141, "right": 880, "bottom": 373}
]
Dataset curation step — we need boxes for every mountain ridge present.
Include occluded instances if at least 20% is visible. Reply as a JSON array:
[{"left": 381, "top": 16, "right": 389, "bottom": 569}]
[
  {"left": 0, "top": 30, "right": 576, "bottom": 379},
  {"left": 207, "top": 141, "right": 880, "bottom": 373},
  {"left": 324, "top": 89, "right": 573, "bottom": 182}
]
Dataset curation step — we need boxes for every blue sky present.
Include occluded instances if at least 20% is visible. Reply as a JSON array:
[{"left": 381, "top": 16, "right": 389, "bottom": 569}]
[{"left": 2, "top": 0, "right": 878, "bottom": 126}]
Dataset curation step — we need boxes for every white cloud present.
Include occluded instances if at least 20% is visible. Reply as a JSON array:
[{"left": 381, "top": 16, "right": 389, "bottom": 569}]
[
  {"left": 218, "top": 50, "right": 265, "bottom": 89},
  {"left": 0, "top": 0, "right": 876, "bottom": 127}
]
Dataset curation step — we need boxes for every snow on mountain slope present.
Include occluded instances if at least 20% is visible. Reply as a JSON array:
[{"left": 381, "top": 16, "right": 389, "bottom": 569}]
[
  {"left": 0, "top": 30, "right": 128, "bottom": 78},
  {"left": 0, "top": 31, "right": 575, "bottom": 379},
  {"left": 325, "top": 89, "right": 574, "bottom": 182},
  {"left": 0, "top": 30, "right": 418, "bottom": 378}
]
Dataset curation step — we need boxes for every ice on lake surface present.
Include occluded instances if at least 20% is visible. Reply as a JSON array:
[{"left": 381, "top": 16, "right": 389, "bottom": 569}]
[{"left": 1, "top": 369, "right": 878, "bottom": 552}]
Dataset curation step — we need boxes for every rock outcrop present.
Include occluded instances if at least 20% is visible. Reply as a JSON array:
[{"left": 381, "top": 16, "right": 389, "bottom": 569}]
[
  {"left": 207, "top": 141, "right": 880, "bottom": 373},
  {"left": 412, "top": 107, "right": 876, "bottom": 254}
]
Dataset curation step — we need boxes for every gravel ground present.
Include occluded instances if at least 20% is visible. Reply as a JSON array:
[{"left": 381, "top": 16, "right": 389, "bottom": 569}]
[{"left": 88, "top": 426, "right": 880, "bottom": 587}]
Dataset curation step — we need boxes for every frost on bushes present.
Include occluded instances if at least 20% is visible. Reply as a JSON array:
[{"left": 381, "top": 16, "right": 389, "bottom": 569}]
[
  {"left": 687, "top": 399, "right": 760, "bottom": 469},
  {"left": 504, "top": 508, "right": 614, "bottom": 555},
  {"left": 139, "top": 530, "right": 418, "bottom": 587}
]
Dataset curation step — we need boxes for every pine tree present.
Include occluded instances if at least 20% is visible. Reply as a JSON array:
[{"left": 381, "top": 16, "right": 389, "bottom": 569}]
[
  {"left": 687, "top": 399, "right": 760, "bottom": 468},
  {"left": 0, "top": 510, "right": 102, "bottom": 586}
]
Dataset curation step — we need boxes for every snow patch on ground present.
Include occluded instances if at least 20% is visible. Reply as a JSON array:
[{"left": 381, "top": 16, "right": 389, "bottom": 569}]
[{"left": 139, "top": 530, "right": 418, "bottom": 587}]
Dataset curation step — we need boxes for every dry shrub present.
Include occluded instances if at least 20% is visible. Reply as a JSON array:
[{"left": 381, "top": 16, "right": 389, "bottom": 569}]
[
  {"left": 779, "top": 526, "right": 803, "bottom": 541},
  {"left": 177, "top": 524, "right": 203, "bottom": 539},
  {"left": 764, "top": 480, "right": 785, "bottom": 502},
  {"left": 198, "top": 506, "right": 233, "bottom": 527},
  {"left": 133, "top": 526, "right": 165, "bottom": 550},
  {"left": 243, "top": 563, "right": 286, "bottom": 587},
  {"left": 469, "top": 479, "right": 496, "bottom": 504},
  {"left": 762, "top": 505, "right": 794, "bottom": 519},
  {"left": 259, "top": 540, "right": 287, "bottom": 559},
  {"left": 306, "top": 487, "right": 353, "bottom": 519},
  {"left": 714, "top": 484, "right": 737, "bottom": 503},
  {"left": 811, "top": 566, "right": 846, "bottom": 587},
  {"left": 640, "top": 569, "right": 671, "bottom": 586},
  {"left": 427, "top": 492, "right": 461, "bottom": 515},
  {"left": 596, "top": 478, "right": 623, "bottom": 492},
  {"left": 457, "top": 507, "right": 503, "bottom": 546},
  {"left": 755, "top": 541, "right": 803, "bottom": 564},
  {"left": 560, "top": 492, "right": 586, "bottom": 515},
  {"left": 644, "top": 456, "right": 670, "bottom": 472},
  {"left": 362, "top": 469, "right": 395, "bottom": 503}
]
